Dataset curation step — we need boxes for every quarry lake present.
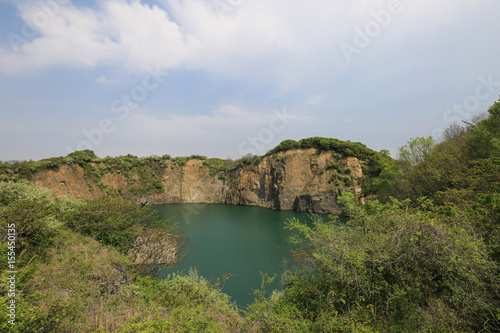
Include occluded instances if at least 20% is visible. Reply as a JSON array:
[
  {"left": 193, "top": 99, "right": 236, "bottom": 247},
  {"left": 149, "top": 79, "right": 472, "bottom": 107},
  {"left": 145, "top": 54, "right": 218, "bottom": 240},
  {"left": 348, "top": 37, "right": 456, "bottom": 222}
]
[{"left": 154, "top": 204, "right": 327, "bottom": 308}]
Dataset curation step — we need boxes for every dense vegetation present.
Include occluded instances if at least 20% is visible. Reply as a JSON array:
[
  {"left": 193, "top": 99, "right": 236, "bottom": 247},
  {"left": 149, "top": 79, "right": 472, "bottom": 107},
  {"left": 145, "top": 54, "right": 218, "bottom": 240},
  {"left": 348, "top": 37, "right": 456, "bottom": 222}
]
[
  {"left": 0, "top": 153, "right": 233, "bottom": 197},
  {"left": 1, "top": 99, "right": 499, "bottom": 331},
  {"left": 266, "top": 137, "right": 383, "bottom": 161},
  {"left": 0, "top": 135, "right": 391, "bottom": 201},
  {"left": 0, "top": 137, "right": 385, "bottom": 178},
  {"left": 0, "top": 182, "right": 243, "bottom": 332},
  {"left": 246, "top": 99, "right": 500, "bottom": 331}
]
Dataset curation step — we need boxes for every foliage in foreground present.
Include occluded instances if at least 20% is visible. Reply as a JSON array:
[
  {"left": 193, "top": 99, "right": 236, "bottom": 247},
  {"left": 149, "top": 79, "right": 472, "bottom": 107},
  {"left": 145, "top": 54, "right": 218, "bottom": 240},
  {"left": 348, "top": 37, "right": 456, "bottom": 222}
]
[
  {"left": 243, "top": 100, "right": 500, "bottom": 332},
  {"left": 243, "top": 194, "right": 500, "bottom": 332},
  {"left": 0, "top": 182, "right": 242, "bottom": 332},
  {"left": 62, "top": 197, "right": 190, "bottom": 268},
  {"left": 1, "top": 100, "right": 500, "bottom": 332},
  {"left": 0, "top": 228, "right": 241, "bottom": 332}
]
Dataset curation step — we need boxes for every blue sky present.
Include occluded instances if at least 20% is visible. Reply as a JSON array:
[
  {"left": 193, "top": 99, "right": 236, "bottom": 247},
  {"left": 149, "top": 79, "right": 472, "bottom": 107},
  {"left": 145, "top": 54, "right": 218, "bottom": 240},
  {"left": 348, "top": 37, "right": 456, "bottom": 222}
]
[{"left": 1, "top": 0, "right": 500, "bottom": 161}]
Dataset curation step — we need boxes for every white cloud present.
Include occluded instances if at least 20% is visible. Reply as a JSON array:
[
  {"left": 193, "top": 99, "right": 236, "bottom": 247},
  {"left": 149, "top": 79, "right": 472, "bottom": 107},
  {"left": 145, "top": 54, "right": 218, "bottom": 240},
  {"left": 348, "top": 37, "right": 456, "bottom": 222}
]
[
  {"left": 0, "top": 2, "right": 437, "bottom": 72},
  {"left": 1, "top": 0, "right": 500, "bottom": 91},
  {"left": 2, "top": 0, "right": 500, "bottom": 162},
  {"left": 0, "top": 0, "right": 196, "bottom": 74}
]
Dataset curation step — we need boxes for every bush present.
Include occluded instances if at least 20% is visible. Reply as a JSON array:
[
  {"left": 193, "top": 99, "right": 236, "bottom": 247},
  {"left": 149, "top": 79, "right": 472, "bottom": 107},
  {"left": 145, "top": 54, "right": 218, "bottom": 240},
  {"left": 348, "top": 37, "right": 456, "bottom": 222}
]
[
  {"left": 62, "top": 198, "right": 189, "bottom": 267},
  {"left": 37, "top": 157, "right": 66, "bottom": 170},
  {"left": 267, "top": 137, "right": 378, "bottom": 160},
  {"left": 62, "top": 198, "right": 137, "bottom": 253},
  {"left": 266, "top": 139, "right": 300, "bottom": 155},
  {"left": 0, "top": 200, "right": 56, "bottom": 259},
  {"left": 467, "top": 98, "right": 500, "bottom": 159},
  {"left": 126, "top": 269, "right": 240, "bottom": 332},
  {"left": 0, "top": 181, "right": 52, "bottom": 205},
  {"left": 66, "top": 150, "right": 97, "bottom": 159},
  {"left": 173, "top": 157, "right": 189, "bottom": 166},
  {"left": 0, "top": 182, "right": 57, "bottom": 260},
  {"left": 283, "top": 197, "right": 500, "bottom": 331},
  {"left": 326, "top": 161, "right": 342, "bottom": 173},
  {"left": 130, "top": 180, "right": 165, "bottom": 195},
  {"left": 343, "top": 176, "right": 353, "bottom": 187},
  {"left": 203, "top": 158, "right": 234, "bottom": 176},
  {"left": 235, "top": 154, "right": 262, "bottom": 167}
]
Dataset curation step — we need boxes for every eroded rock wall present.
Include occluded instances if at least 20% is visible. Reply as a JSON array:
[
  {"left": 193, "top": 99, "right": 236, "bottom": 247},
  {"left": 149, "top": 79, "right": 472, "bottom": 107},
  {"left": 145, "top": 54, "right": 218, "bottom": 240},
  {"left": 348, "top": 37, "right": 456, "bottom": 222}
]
[{"left": 32, "top": 149, "right": 365, "bottom": 214}]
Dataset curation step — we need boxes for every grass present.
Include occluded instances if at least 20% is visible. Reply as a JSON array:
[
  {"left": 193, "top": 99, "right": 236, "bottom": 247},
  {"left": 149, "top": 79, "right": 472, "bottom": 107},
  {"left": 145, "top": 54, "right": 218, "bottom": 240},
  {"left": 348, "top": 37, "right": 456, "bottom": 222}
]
[
  {"left": 0, "top": 182, "right": 246, "bottom": 332},
  {"left": 1, "top": 227, "right": 245, "bottom": 332}
]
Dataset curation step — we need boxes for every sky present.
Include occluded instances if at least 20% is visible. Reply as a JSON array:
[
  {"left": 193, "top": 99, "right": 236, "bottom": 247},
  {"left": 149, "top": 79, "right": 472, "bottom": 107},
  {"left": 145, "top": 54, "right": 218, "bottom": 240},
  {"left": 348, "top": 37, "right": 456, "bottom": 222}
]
[{"left": 1, "top": 0, "right": 500, "bottom": 161}]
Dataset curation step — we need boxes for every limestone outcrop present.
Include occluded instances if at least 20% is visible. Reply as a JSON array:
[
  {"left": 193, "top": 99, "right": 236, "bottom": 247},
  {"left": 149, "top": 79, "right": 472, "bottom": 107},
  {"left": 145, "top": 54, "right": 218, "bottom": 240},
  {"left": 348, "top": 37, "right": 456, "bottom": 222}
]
[{"left": 32, "top": 149, "right": 367, "bottom": 214}]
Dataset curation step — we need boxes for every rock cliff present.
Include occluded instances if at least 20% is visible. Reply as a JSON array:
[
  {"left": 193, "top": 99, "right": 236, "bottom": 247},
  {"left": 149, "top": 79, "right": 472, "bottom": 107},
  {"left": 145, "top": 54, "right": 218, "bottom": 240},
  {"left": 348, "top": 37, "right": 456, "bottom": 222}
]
[{"left": 31, "top": 148, "right": 369, "bottom": 214}]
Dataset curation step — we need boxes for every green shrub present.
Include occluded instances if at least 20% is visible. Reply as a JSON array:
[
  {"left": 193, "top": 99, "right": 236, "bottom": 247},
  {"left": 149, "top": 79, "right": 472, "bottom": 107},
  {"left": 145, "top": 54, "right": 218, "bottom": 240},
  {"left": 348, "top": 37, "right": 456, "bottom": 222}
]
[
  {"left": 235, "top": 153, "right": 263, "bottom": 167},
  {"left": 267, "top": 137, "right": 379, "bottom": 160},
  {"left": 131, "top": 269, "right": 240, "bottom": 332},
  {"left": 283, "top": 197, "right": 500, "bottom": 332},
  {"left": 37, "top": 156, "right": 66, "bottom": 170},
  {"left": 0, "top": 182, "right": 52, "bottom": 205},
  {"left": 173, "top": 156, "right": 189, "bottom": 166},
  {"left": 275, "top": 154, "right": 289, "bottom": 163},
  {"left": 343, "top": 176, "right": 353, "bottom": 186},
  {"left": 203, "top": 158, "right": 234, "bottom": 176},
  {"left": 0, "top": 293, "right": 74, "bottom": 333},
  {"left": 66, "top": 150, "right": 97, "bottom": 159},
  {"left": 62, "top": 198, "right": 186, "bottom": 260},
  {"left": 188, "top": 155, "right": 208, "bottom": 161},
  {"left": 326, "top": 161, "right": 341, "bottom": 172},
  {"left": 130, "top": 180, "right": 165, "bottom": 195},
  {"left": 267, "top": 139, "right": 300, "bottom": 155},
  {"left": 0, "top": 200, "right": 56, "bottom": 259},
  {"left": 0, "top": 183, "right": 65, "bottom": 265}
]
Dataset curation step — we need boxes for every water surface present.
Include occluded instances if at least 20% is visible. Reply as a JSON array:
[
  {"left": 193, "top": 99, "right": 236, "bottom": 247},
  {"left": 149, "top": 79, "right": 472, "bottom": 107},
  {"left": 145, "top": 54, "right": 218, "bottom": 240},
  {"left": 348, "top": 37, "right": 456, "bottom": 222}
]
[{"left": 154, "top": 204, "right": 325, "bottom": 308}]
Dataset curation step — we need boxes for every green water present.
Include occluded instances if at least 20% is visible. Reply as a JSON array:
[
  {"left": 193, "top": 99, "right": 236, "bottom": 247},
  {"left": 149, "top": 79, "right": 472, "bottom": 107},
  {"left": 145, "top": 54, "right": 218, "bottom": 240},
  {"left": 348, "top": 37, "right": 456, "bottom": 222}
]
[{"left": 154, "top": 204, "right": 325, "bottom": 309}]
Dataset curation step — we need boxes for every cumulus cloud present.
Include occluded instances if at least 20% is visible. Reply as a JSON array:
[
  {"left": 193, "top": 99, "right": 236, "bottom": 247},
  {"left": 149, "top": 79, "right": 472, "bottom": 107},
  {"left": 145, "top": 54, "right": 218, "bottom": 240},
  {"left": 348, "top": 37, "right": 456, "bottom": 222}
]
[
  {"left": 0, "top": 0, "right": 196, "bottom": 74},
  {"left": 2, "top": 0, "right": 500, "bottom": 162},
  {"left": 0, "top": 1, "right": 473, "bottom": 73},
  {"left": 1, "top": 0, "right": 500, "bottom": 89}
]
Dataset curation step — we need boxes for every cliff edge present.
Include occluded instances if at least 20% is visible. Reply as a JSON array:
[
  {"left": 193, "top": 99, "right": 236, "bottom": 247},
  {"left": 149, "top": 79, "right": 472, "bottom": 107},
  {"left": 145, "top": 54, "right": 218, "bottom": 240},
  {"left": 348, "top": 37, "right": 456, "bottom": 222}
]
[{"left": 6, "top": 138, "right": 389, "bottom": 214}]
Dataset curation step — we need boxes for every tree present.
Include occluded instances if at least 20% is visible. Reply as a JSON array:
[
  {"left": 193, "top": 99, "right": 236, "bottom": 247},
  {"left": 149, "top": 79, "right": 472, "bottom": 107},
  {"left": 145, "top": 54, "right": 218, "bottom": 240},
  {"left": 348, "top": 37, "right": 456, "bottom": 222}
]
[
  {"left": 467, "top": 98, "right": 500, "bottom": 159},
  {"left": 398, "top": 136, "right": 435, "bottom": 169},
  {"left": 62, "top": 198, "right": 190, "bottom": 269},
  {"left": 66, "top": 149, "right": 97, "bottom": 160},
  {"left": 282, "top": 197, "right": 500, "bottom": 331}
]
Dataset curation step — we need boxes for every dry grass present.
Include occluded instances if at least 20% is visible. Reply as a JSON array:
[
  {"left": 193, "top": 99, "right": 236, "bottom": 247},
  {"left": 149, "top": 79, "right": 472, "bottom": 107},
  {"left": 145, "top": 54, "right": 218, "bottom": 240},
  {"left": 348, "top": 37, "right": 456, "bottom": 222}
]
[
  {"left": 24, "top": 229, "right": 137, "bottom": 332},
  {"left": 19, "top": 228, "right": 247, "bottom": 333}
]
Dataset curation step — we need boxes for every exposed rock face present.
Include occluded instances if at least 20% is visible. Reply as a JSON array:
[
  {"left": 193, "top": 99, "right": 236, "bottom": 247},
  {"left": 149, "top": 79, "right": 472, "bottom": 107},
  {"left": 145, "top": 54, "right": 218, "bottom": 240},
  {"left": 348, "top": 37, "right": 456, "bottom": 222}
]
[
  {"left": 33, "top": 165, "right": 103, "bottom": 199},
  {"left": 224, "top": 149, "right": 354, "bottom": 214},
  {"left": 128, "top": 234, "right": 178, "bottom": 265},
  {"left": 31, "top": 149, "right": 366, "bottom": 214}
]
